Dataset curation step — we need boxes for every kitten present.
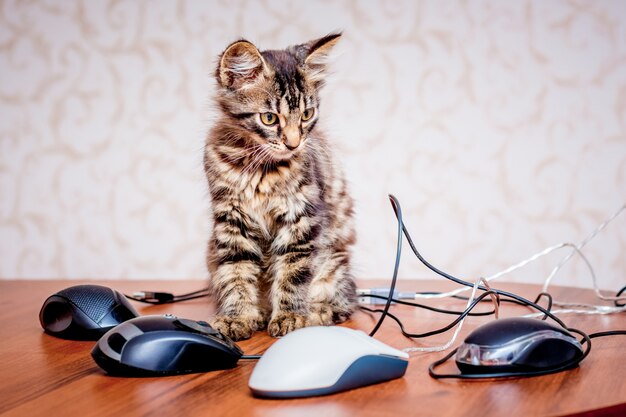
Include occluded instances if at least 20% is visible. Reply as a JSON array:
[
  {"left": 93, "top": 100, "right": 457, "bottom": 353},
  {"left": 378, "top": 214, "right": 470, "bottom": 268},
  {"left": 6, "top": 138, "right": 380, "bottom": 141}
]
[{"left": 204, "top": 33, "right": 356, "bottom": 341}]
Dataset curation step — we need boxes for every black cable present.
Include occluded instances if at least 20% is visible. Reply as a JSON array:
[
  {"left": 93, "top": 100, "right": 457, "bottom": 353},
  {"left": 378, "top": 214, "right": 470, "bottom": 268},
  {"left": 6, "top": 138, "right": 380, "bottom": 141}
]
[
  {"left": 240, "top": 355, "right": 262, "bottom": 360},
  {"left": 588, "top": 330, "right": 626, "bottom": 339},
  {"left": 450, "top": 294, "right": 528, "bottom": 306},
  {"left": 365, "top": 194, "right": 567, "bottom": 339},
  {"left": 364, "top": 195, "right": 621, "bottom": 380},
  {"left": 533, "top": 292, "right": 553, "bottom": 320},
  {"left": 368, "top": 195, "right": 403, "bottom": 337},
  {"left": 362, "top": 290, "right": 501, "bottom": 339},
  {"left": 124, "top": 287, "right": 211, "bottom": 304},
  {"left": 387, "top": 194, "right": 568, "bottom": 329},
  {"left": 615, "top": 285, "right": 626, "bottom": 307},
  {"left": 419, "top": 291, "right": 530, "bottom": 307},
  {"left": 361, "top": 291, "right": 561, "bottom": 342},
  {"left": 362, "top": 294, "right": 497, "bottom": 316}
]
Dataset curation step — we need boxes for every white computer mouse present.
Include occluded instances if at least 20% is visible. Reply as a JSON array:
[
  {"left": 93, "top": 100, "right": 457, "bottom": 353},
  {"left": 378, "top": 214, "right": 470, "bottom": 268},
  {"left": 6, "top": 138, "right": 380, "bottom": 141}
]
[{"left": 248, "top": 326, "right": 409, "bottom": 398}]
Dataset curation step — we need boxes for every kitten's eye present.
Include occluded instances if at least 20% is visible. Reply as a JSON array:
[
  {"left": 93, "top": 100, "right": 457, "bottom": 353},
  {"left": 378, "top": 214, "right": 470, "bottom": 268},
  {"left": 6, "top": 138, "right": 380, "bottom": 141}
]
[
  {"left": 260, "top": 112, "right": 278, "bottom": 126},
  {"left": 302, "top": 108, "right": 315, "bottom": 121}
]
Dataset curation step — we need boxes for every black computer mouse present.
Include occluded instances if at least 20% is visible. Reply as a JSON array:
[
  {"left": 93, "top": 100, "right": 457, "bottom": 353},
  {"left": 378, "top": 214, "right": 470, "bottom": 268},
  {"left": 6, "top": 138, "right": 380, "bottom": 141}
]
[
  {"left": 91, "top": 315, "right": 243, "bottom": 376},
  {"left": 39, "top": 284, "right": 139, "bottom": 340},
  {"left": 455, "top": 317, "right": 584, "bottom": 374}
]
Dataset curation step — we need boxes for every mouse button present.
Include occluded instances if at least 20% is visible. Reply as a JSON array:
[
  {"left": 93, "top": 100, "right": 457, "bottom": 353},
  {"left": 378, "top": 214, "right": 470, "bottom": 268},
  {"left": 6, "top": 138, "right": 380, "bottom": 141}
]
[
  {"left": 129, "top": 315, "right": 178, "bottom": 332},
  {"left": 174, "top": 318, "right": 221, "bottom": 336},
  {"left": 250, "top": 333, "right": 368, "bottom": 391},
  {"left": 250, "top": 357, "right": 335, "bottom": 392},
  {"left": 173, "top": 319, "right": 242, "bottom": 353},
  {"left": 120, "top": 332, "right": 228, "bottom": 373},
  {"left": 110, "top": 321, "right": 144, "bottom": 341},
  {"left": 464, "top": 317, "right": 541, "bottom": 346},
  {"left": 171, "top": 340, "right": 242, "bottom": 373}
]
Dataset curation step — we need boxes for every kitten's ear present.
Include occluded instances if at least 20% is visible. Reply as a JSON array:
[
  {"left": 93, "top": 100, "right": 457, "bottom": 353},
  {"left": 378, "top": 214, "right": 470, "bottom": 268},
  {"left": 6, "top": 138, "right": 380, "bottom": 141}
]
[
  {"left": 218, "top": 40, "right": 267, "bottom": 90},
  {"left": 302, "top": 33, "right": 341, "bottom": 84}
]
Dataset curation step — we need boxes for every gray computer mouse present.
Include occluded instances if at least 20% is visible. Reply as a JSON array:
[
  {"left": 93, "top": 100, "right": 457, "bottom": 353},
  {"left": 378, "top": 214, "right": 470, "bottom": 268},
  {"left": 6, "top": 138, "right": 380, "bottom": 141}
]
[{"left": 249, "top": 326, "right": 409, "bottom": 398}]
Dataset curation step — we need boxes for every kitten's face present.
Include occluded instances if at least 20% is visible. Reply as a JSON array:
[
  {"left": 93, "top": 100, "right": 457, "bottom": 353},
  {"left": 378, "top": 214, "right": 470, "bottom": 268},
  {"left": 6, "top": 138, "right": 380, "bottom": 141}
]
[{"left": 215, "top": 35, "right": 340, "bottom": 161}]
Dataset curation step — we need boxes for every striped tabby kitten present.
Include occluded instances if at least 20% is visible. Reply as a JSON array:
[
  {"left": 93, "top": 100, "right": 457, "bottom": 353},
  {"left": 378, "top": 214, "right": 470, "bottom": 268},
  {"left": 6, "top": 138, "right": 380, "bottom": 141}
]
[{"left": 204, "top": 34, "right": 356, "bottom": 341}]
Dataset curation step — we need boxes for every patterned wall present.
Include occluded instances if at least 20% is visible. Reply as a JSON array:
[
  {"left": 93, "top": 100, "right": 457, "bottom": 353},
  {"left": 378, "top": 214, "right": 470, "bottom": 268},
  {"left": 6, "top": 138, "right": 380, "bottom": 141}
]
[{"left": 1, "top": 0, "right": 625, "bottom": 292}]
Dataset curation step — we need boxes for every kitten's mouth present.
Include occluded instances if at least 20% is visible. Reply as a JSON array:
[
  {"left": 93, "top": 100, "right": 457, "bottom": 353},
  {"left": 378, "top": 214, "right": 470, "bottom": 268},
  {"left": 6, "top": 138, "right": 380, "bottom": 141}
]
[
  {"left": 271, "top": 149, "right": 294, "bottom": 160},
  {"left": 266, "top": 146, "right": 297, "bottom": 161}
]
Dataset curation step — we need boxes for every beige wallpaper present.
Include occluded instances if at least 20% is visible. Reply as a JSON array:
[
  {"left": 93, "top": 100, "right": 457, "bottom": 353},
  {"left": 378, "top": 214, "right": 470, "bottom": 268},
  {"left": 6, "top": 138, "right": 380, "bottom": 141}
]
[{"left": 1, "top": 0, "right": 625, "bottom": 292}]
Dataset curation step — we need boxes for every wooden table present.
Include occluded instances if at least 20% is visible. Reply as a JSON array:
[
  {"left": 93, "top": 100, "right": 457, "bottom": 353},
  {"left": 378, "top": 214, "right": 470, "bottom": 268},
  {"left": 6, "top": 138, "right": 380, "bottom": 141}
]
[{"left": 0, "top": 279, "right": 624, "bottom": 417}]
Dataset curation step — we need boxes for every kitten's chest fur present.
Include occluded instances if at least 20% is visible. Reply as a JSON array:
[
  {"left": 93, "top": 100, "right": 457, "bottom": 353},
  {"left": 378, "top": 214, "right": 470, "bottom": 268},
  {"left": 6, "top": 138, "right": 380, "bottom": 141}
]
[{"left": 236, "top": 157, "right": 322, "bottom": 240}]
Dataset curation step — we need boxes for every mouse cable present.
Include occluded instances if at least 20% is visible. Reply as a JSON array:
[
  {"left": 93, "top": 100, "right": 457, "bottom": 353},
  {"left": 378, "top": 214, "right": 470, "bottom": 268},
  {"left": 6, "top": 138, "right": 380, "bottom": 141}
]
[
  {"left": 361, "top": 289, "right": 559, "bottom": 345},
  {"left": 361, "top": 294, "right": 497, "bottom": 316},
  {"left": 361, "top": 289, "right": 500, "bottom": 338},
  {"left": 358, "top": 287, "right": 528, "bottom": 307},
  {"left": 389, "top": 194, "right": 567, "bottom": 329},
  {"left": 521, "top": 304, "right": 626, "bottom": 318},
  {"left": 368, "top": 195, "right": 403, "bottom": 337},
  {"left": 240, "top": 355, "right": 262, "bottom": 360},
  {"left": 405, "top": 200, "right": 626, "bottom": 306},
  {"left": 367, "top": 195, "right": 565, "bottom": 340},
  {"left": 616, "top": 285, "right": 626, "bottom": 307},
  {"left": 360, "top": 290, "right": 552, "bottom": 319},
  {"left": 386, "top": 195, "right": 569, "bottom": 329},
  {"left": 408, "top": 242, "right": 592, "bottom": 301},
  {"left": 523, "top": 283, "right": 626, "bottom": 315},
  {"left": 587, "top": 330, "right": 626, "bottom": 338},
  {"left": 541, "top": 202, "right": 626, "bottom": 301},
  {"left": 125, "top": 287, "right": 211, "bottom": 304}
]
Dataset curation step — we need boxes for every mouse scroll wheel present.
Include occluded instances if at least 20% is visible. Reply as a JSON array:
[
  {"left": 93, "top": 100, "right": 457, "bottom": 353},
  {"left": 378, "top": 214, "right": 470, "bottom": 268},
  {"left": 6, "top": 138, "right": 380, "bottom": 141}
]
[{"left": 173, "top": 318, "right": 221, "bottom": 337}]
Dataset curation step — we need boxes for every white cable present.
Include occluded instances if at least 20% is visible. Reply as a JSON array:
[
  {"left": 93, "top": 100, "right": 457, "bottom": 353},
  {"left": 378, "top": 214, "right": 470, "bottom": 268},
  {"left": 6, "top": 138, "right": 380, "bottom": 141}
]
[
  {"left": 411, "top": 243, "right": 587, "bottom": 299},
  {"left": 543, "top": 206, "right": 626, "bottom": 301},
  {"left": 391, "top": 202, "right": 625, "bottom": 355},
  {"left": 411, "top": 202, "right": 626, "bottom": 303},
  {"left": 402, "top": 278, "right": 482, "bottom": 353},
  {"left": 522, "top": 305, "right": 626, "bottom": 318}
]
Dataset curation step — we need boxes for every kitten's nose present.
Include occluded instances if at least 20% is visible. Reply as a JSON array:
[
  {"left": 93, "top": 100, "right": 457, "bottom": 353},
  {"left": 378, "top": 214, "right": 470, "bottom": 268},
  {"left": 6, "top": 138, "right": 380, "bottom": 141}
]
[{"left": 283, "top": 125, "right": 300, "bottom": 150}]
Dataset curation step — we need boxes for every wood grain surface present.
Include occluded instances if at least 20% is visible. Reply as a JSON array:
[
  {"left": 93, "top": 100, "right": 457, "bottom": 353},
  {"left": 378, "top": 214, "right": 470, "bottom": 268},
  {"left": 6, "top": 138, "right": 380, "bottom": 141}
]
[{"left": 0, "top": 280, "right": 624, "bottom": 417}]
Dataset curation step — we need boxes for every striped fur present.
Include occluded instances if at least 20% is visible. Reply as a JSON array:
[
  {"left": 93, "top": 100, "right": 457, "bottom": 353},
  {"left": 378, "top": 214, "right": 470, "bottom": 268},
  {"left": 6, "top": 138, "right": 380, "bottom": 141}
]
[{"left": 205, "top": 34, "right": 356, "bottom": 340}]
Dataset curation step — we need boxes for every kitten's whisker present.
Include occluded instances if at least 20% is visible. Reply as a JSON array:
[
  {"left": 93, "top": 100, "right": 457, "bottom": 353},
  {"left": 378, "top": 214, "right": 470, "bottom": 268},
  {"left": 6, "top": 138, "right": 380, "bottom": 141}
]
[
  {"left": 242, "top": 145, "right": 269, "bottom": 176},
  {"left": 306, "top": 138, "right": 331, "bottom": 165}
]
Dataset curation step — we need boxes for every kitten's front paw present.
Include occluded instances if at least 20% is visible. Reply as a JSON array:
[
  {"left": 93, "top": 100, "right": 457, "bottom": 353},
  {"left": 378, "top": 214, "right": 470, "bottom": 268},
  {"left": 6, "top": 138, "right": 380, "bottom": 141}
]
[
  {"left": 211, "top": 315, "right": 260, "bottom": 341},
  {"left": 268, "top": 312, "right": 307, "bottom": 337},
  {"left": 306, "top": 304, "right": 334, "bottom": 326}
]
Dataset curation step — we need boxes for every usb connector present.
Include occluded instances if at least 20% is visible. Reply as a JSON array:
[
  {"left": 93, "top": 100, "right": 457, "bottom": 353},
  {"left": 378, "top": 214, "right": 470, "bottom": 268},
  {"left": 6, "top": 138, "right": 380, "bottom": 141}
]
[
  {"left": 357, "top": 288, "right": 416, "bottom": 305},
  {"left": 132, "top": 291, "right": 175, "bottom": 303}
]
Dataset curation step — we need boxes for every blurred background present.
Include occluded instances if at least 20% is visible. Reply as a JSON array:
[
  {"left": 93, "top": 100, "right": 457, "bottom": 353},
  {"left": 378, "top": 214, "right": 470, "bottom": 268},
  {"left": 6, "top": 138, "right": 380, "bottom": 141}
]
[{"left": 1, "top": 0, "right": 625, "bottom": 291}]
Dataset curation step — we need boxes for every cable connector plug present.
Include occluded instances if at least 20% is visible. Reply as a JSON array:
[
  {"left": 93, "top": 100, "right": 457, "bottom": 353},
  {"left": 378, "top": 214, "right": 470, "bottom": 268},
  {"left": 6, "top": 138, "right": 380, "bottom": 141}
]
[
  {"left": 132, "top": 291, "right": 175, "bottom": 303},
  {"left": 357, "top": 287, "right": 416, "bottom": 305}
]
